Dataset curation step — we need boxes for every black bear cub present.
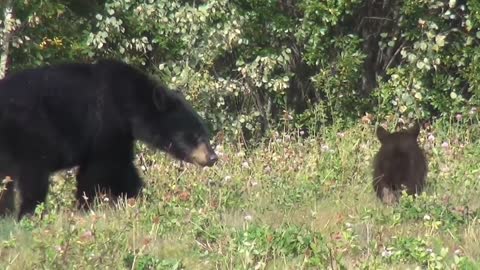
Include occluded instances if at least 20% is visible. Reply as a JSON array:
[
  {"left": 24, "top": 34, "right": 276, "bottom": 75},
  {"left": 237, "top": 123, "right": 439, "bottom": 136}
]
[
  {"left": 0, "top": 59, "right": 218, "bottom": 220},
  {"left": 372, "top": 123, "right": 428, "bottom": 204}
]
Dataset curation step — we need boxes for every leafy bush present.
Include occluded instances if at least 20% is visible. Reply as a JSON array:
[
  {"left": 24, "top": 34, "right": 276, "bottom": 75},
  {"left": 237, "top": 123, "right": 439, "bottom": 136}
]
[{"left": 3, "top": 0, "right": 480, "bottom": 140}]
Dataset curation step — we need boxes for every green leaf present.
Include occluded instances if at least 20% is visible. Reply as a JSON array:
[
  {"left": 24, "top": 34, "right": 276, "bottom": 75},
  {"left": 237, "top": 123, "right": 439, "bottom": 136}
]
[{"left": 435, "top": 34, "right": 446, "bottom": 47}]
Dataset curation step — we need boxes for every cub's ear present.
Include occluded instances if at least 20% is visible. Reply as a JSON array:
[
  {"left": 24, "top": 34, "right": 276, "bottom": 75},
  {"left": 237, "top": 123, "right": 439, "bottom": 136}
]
[
  {"left": 376, "top": 125, "right": 389, "bottom": 142},
  {"left": 407, "top": 122, "right": 420, "bottom": 138}
]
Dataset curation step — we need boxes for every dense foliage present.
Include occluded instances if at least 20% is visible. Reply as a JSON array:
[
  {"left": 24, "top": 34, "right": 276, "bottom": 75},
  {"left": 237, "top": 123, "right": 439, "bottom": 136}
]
[{"left": 1, "top": 0, "right": 480, "bottom": 139}]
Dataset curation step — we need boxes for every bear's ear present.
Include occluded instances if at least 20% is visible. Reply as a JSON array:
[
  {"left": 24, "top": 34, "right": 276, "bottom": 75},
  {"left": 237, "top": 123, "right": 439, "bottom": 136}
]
[
  {"left": 407, "top": 122, "right": 420, "bottom": 138},
  {"left": 160, "top": 90, "right": 185, "bottom": 113},
  {"left": 376, "top": 125, "right": 389, "bottom": 142}
]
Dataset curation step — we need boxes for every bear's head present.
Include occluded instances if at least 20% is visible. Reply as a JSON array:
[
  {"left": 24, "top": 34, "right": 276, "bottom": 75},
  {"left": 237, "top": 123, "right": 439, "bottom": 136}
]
[
  {"left": 375, "top": 122, "right": 422, "bottom": 170},
  {"left": 132, "top": 86, "right": 218, "bottom": 167},
  {"left": 376, "top": 122, "right": 421, "bottom": 150}
]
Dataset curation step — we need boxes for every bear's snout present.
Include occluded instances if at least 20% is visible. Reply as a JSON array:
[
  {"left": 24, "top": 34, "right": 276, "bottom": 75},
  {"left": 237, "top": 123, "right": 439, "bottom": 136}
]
[
  {"left": 206, "top": 152, "right": 219, "bottom": 166},
  {"left": 190, "top": 142, "right": 218, "bottom": 167}
]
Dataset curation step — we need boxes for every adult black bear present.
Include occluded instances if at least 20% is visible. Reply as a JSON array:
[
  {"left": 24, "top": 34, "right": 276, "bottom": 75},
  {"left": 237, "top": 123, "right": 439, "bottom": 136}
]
[
  {"left": 372, "top": 123, "right": 428, "bottom": 204},
  {"left": 0, "top": 59, "right": 218, "bottom": 220}
]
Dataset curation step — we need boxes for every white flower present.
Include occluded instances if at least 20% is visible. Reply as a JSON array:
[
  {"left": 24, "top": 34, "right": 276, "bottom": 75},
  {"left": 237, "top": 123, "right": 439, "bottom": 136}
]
[
  {"left": 244, "top": 214, "right": 253, "bottom": 221},
  {"left": 381, "top": 247, "right": 393, "bottom": 257}
]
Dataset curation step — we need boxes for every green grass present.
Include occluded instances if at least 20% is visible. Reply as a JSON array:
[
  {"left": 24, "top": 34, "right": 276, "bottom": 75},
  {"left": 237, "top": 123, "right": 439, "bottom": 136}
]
[{"left": 1, "top": 121, "right": 480, "bottom": 269}]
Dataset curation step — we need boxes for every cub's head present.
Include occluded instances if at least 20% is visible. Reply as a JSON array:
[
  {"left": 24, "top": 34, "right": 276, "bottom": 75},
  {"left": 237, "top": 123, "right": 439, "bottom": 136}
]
[
  {"left": 376, "top": 122, "right": 421, "bottom": 154},
  {"left": 133, "top": 86, "right": 218, "bottom": 167}
]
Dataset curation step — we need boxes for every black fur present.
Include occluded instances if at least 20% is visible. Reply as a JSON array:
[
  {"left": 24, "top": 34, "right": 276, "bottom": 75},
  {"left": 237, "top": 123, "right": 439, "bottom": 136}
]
[
  {"left": 372, "top": 123, "right": 428, "bottom": 204},
  {"left": 0, "top": 59, "right": 218, "bottom": 220}
]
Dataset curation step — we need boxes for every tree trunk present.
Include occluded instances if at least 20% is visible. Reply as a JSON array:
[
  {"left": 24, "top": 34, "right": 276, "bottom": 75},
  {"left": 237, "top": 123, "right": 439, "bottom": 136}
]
[
  {"left": 0, "top": 0, "right": 13, "bottom": 79},
  {"left": 354, "top": 0, "right": 402, "bottom": 96}
]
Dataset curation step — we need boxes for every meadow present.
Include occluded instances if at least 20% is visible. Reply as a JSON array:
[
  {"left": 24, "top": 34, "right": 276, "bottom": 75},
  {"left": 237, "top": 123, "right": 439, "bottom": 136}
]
[{"left": 1, "top": 120, "right": 479, "bottom": 269}]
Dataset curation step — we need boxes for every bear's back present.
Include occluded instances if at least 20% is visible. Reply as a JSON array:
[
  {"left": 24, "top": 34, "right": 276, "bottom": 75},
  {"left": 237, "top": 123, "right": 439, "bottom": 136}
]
[{"left": 0, "top": 61, "right": 143, "bottom": 170}]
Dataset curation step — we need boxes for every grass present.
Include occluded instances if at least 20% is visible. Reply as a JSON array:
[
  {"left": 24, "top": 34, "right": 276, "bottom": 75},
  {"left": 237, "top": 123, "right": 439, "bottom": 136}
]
[{"left": 1, "top": 120, "right": 480, "bottom": 269}]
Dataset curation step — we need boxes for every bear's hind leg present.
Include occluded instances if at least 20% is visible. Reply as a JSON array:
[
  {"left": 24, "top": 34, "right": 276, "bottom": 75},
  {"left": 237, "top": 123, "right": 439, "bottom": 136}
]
[
  {"left": 373, "top": 173, "right": 400, "bottom": 205},
  {"left": 16, "top": 168, "right": 50, "bottom": 220}
]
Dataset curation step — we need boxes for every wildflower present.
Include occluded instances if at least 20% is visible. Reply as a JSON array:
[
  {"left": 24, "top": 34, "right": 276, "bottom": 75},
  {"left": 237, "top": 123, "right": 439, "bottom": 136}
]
[
  {"left": 127, "top": 198, "right": 136, "bottom": 207},
  {"left": 80, "top": 230, "right": 94, "bottom": 242},
  {"left": 440, "top": 165, "right": 450, "bottom": 173},
  {"left": 359, "top": 143, "right": 368, "bottom": 150},
  {"left": 321, "top": 144, "right": 330, "bottom": 152},
  {"left": 56, "top": 245, "right": 65, "bottom": 254},
  {"left": 361, "top": 113, "right": 373, "bottom": 124},
  {"left": 1, "top": 176, "right": 13, "bottom": 188},
  {"left": 214, "top": 145, "right": 224, "bottom": 157},
  {"left": 469, "top": 107, "right": 477, "bottom": 116},
  {"left": 178, "top": 191, "right": 190, "bottom": 201},
  {"left": 381, "top": 247, "right": 393, "bottom": 257},
  {"left": 254, "top": 261, "right": 266, "bottom": 270}
]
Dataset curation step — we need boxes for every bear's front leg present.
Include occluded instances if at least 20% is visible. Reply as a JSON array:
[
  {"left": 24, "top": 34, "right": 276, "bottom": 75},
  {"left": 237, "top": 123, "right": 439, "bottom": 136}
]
[{"left": 75, "top": 157, "right": 144, "bottom": 211}]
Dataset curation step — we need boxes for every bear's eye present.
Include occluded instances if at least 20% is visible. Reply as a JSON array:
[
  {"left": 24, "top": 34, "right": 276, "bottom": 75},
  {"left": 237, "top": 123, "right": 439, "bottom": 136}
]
[{"left": 192, "top": 134, "right": 202, "bottom": 143}]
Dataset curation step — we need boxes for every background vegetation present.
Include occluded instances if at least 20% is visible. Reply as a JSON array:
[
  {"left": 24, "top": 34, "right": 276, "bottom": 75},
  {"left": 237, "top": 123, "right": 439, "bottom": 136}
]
[
  {"left": 2, "top": 0, "right": 480, "bottom": 138},
  {"left": 1, "top": 0, "right": 480, "bottom": 269}
]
